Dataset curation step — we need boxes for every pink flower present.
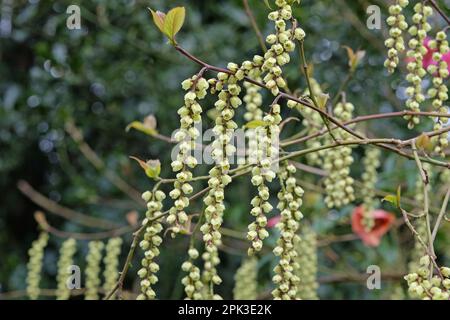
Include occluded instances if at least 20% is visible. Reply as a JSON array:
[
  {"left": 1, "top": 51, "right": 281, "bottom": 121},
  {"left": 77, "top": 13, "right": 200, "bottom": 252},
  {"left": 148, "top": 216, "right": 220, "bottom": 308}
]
[
  {"left": 267, "top": 215, "right": 281, "bottom": 228},
  {"left": 406, "top": 37, "right": 450, "bottom": 74},
  {"left": 351, "top": 206, "right": 395, "bottom": 247}
]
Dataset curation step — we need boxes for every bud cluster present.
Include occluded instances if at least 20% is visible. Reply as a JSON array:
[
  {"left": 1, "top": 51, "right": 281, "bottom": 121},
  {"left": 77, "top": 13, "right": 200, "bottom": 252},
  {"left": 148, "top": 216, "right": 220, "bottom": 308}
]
[
  {"left": 168, "top": 75, "right": 209, "bottom": 236},
  {"left": 26, "top": 232, "right": 49, "bottom": 300},
  {"left": 56, "top": 238, "right": 77, "bottom": 300},
  {"left": 181, "top": 247, "right": 204, "bottom": 300},
  {"left": 85, "top": 241, "right": 104, "bottom": 300},
  {"left": 102, "top": 237, "right": 122, "bottom": 298},
  {"left": 323, "top": 102, "right": 355, "bottom": 208},
  {"left": 384, "top": 0, "right": 409, "bottom": 73},
  {"left": 404, "top": 3, "right": 433, "bottom": 129},
  {"left": 405, "top": 255, "right": 450, "bottom": 300},
  {"left": 233, "top": 258, "right": 258, "bottom": 300},
  {"left": 294, "top": 225, "right": 319, "bottom": 300},
  {"left": 272, "top": 163, "right": 304, "bottom": 300},
  {"left": 427, "top": 31, "right": 449, "bottom": 156},
  {"left": 360, "top": 148, "right": 381, "bottom": 231},
  {"left": 137, "top": 190, "right": 166, "bottom": 300}
]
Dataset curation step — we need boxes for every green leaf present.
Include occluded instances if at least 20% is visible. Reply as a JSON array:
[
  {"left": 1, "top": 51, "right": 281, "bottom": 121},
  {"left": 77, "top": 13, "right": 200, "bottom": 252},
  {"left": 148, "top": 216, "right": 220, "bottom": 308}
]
[
  {"left": 343, "top": 46, "right": 365, "bottom": 72},
  {"left": 130, "top": 157, "right": 161, "bottom": 179},
  {"left": 382, "top": 194, "right": 398, "bottom": 207},
  {"left": 125, "top": 116, "right": 158, "bottom": 136},
  {"left": 244, "top": 120, "right": 267, "bottom": 129},
  {"left": 316, "top": 92, "right": 330, "bottom": 110},
  {"left": 382, "top": 186, "right": 401, "bottom": 208},
  {"left": 163, "top": 7, "right": 185, "bottom": 44},
  {"left": 416, "top": 133, "right": 433, "bottom": 152},
  {"left": 148, "top": 8, "right": 165, "bottom": 33},
  {"left": 145, "top": 159, "right": 161, "bottom": 179},
  {"left": 396, "top": 185, "right": 402, "bottom": 208}
]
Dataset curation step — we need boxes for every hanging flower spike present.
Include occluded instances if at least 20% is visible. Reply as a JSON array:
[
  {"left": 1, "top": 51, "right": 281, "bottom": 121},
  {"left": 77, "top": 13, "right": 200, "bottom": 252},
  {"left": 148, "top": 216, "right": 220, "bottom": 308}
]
[
  {"left": 181, "top": 247, "right": 204, "bottom": 300},
  {"left": 294, "top": 225, "right": 319, "bottom": 300},
  {"left": 360, "top": 148, "right": 381, "bottom": 231},
  {"left": 234, "top": 257, "right": 258, "bottom": 300},
  {"left": 323, "top": 101, "right": 355, "bottom": 208},
  {"left": 263, "top": 1, "right": 305, "bottom": 96},
  {"left": 404, "top": 3, "right": 433, "bottom": 129},
  {"left": 168, "top": 75, "right": 208, "bottom": 237},
  {"left": 426, "top": 31, "right": 449, "bottom": 156},
  {"left": 102, "top": 237, "right": 122, "bottom": 299},
  {"left": 247, "top": 103, "right": 281, "bottom": 256},
  {"left": 26, "top": 232, "right": 49, "bottom": 300},
  {"left": 272, "top": 163, "right": 304, "bottom": 300},
  {"left": 85, "top": 241, "right": 104, "bottom": 300},
  {"left": 384, "top": 0, "right": 409, "bottom": 73},
  {"left": 137, "top": 190, "right": 165, "bottom": 300},
  {"left": 56, "top": 238, "right": 77, "bottom": 300},
  {"left": 200, "top": 67, "right": 241, "bottom": 300}
]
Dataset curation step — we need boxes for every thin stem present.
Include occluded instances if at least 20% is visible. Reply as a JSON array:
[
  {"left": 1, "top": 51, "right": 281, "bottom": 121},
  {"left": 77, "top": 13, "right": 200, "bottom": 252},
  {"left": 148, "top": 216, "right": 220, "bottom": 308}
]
[
  {"left": 242, "top": 0, "right": 267, "bottom": 52},
  {"left": 431, "top": 186, "right": 450, "bottom": 243},
  {"left": 18, "top": 180, "right": 120, "bottom": 230},
  {"left": 411, "top": 140, "right": 435, "bottom": 260},
  {"left": 426, "top": 0, "right": 450, "bottom": 26},
  {"left": 298, "top": 40, "right": 337, "bottom": 141}
]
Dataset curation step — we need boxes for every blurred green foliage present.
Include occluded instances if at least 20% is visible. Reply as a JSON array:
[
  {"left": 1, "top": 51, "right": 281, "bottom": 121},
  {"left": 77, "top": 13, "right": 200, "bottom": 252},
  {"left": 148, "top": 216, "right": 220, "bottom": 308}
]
[{"left": 0, "top": 0, "right": 449, "bottom": 299}]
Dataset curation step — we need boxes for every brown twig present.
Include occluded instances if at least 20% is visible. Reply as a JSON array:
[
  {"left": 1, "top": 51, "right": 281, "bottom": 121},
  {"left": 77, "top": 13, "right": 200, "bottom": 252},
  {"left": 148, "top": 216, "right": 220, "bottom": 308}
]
[
  {"left": 426, "top": 0, "right": 450, "bottom": 26},
  {"left": 242, "top": 0, "right": 267, "bottom": 52},
  {"left": 18, "top": 180, "right": 119, "bottom": 229}
]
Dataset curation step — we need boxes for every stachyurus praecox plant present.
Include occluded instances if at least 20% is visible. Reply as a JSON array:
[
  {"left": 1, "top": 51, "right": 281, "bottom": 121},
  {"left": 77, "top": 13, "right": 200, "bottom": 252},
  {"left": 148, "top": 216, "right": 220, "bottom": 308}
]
[{"left": 24, "top": 0, "right": 450, "bottom": 301}]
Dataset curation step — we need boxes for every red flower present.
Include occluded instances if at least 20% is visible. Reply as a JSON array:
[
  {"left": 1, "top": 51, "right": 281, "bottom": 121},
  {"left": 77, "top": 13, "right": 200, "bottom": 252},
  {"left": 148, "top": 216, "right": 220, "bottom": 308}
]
[
  {"left": 267, "top": 215, "right": 281, "bottom": 228},
  {"left": 351, "top": 206, "right": 395, "bottom": 247}
]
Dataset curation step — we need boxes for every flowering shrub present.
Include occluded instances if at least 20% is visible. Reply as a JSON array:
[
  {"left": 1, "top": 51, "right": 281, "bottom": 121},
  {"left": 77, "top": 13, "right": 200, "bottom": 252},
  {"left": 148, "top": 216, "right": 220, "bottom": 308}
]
[{"left": 15, "top": 0, "right": 450, "bottom": 301}]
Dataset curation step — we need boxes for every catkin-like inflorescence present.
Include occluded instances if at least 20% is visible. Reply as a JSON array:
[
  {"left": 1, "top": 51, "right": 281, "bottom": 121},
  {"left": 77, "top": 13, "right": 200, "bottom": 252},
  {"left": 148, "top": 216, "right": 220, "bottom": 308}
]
[
  {"left": 102, "top": 237, "right": 122, "bottom": 298},
  {"left": 200, "top": 69, "right": 242, "bottom": 299},
  {"left": 243, "top": 81, "right": 263, "bottom": 122},
  {"left": 26, "top": 232, "right": 49, "bottom": 300},
  {"left": 263, "top": 0, "right": 305, "bottom": 96},
  {"left": 323, "top": 102, "right": 355, "bottom": 208},
  {"left": 427, "top": 31, "right": 449, "bottom": 156},
  {"left": 384, "top": 0, "right": 409, "bottom": 73},
  {"left": 294, "top": 225, "right": 319, "bottom": 300},
  {"left": 168, "top": 76, "right": 209, "bottom": 236},
  {"left": 405, "top": 255, "right": 450, "bottom": 300},
  {"left": 247, "top": 104, "right": 281, "bottom": 255},
  {"left": 85, "top": 241, "right": 104, "bottom": 300},
  {"left": 287, "top": 79, "right": 326, "bottom": 166},
  {"left": 181, "top": 248, "right": 204, "bottom": 300},
  {"left": 136, "top": 190, "right": 166, "bottom": 300},
  {"left": 272, "top": 163, "right": 304, "bottom": 300},
  {"left": 234, "top": 258, "right": 258, "bottom": 300},
  {"left": 404, "top": 3, "right": 433, "bottom": 129},
  {"left": 56, "top": 238, "right": 77, "bottom": 300},
  {"left": 360, "top": 148, "right": 381, "bottom": 231}
]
